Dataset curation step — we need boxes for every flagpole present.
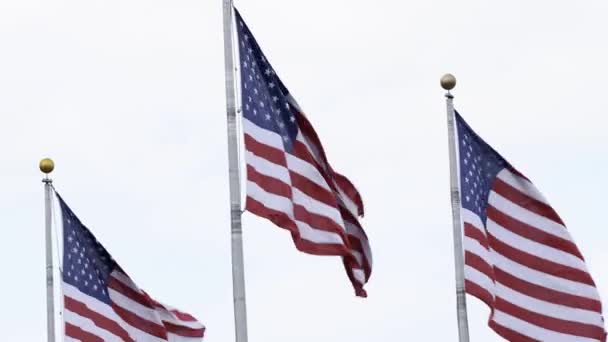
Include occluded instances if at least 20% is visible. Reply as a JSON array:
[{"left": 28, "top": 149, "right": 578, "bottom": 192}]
[
  {"left": 442, "top": 74, "right": 470, "bottom": 342},
  {"left": 40, "top": 158, "right": 56, "bottom": 342},
  {"left": 222, "top": 1, "right": 249, "bottom": 342}
]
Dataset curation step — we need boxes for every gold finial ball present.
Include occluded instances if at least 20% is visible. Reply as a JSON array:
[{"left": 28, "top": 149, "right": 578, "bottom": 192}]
[
  {"left": 440, "top": 73, "right": 457, "bottom": 90},
  {"left": 39, "top": 158, "right": 55, "bottom": 174}
]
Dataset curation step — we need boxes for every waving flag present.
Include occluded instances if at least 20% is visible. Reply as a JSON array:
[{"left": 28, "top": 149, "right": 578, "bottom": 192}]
[
  {"left": 58, "top": 194, "right": 205, "bottom": 341},
  {"left": 234, "top": 8, "right": 372, "bottom": 296},
  {"left": 455, "top": 112, "right": 606, "bottom": 341}
]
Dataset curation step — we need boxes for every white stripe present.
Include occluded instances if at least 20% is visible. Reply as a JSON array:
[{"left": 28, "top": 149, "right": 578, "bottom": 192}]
[
  {"left": 487, "top": 217, "right": 588, "bottom": 271},
  {"left": 294, "top": 219, "right": 346, "bottom": 245},
  {"left": 246, "top": 150, "right": 290, "bottom": 185},
  {"left": 464, "top": 264, "right": 495, "bottom": 297},
  {"left": 248, "top": 162, "right": 346, "bottom": 232},
  {"left": 464, "top": 236, "right": 492, "bottom": 263},
  {"left": 108, "top": 287, "right": 163, "bottom": 328},
  {"left": 62, "top": 283, "right": 167, "bottom": 342},
  {"left": 249, "top": 181, "right": 346, "bottom": 245},
  {"left": 64, "top": 337, "right": 81, "bottom": 342},
  {"left": 154, "top": 304, "right": 205, "bottom": 331},
  {"left": 64, "top": 310, "right": 123, "bottom": 341},
  {"left": 489, "top": 191, "right": 570, "bottom": 241},
  {"left": 344, "top": 220, "right": 373, "bottom": 266},
  {"left": 111, "top": 272, "right": 204, "bottom": 331},
  {"left": 110, "top": 271, "right": 138, "bottom": 292},
  {"left": 351, "top": 268, "right": 366, "bottom": 285},
  {"left": 109, "top": 286, "right": 155, "bottom": 320},
  {"left": 492, "top": 310, "right": 601, "bottom": 342},
  {"left": 285, "top": 94, "right": 302, "bottom": 112},
  {"left": 243, "top": 118, "right": 285, "bottom": 149},
  {"left": 110, "top": 289, "right": 203, "bottom": 340},
  {"left": 337, "top": 186, "right": 360, "bottom": 219},
  {"left": 247, "top": 181, "right": 294, "bottom": 218},
  {"left": 490, "top": 252, "right": 601, "bottom": 301},
  {"left": 297, "top": 130, "right": 324, "bottom": 168},
  {"left": 496, "top": 169, "right": 549, "bottom": 205},
  {"left": 286, "top": 153, "right": 332, "bottom": 191},
  {"left": 292, "top": 188, "right": 345, "bottom": 230},
  {"left": 168, "top": 333, "right": 204, "bottom": 342},
  {"left": 160, "top": 313, "right": 205, "bottom": 331},
  {"left": 153, "top": 302, "right": 204, "bottom": 329},
  {"left": 461, "top": 208, "right": 485, "bottom": 233},
  {"left": 495, "top": 283, "right": 604, "bottom": 327},
  {"left": 63, "top": 282, "right": 123, "bottom": 322},
  {"left": 296, "top": 131, "right": 363, "bottom": 222},
  {"left": 350, "top": 250, "right": 363, "bottom": 266}
]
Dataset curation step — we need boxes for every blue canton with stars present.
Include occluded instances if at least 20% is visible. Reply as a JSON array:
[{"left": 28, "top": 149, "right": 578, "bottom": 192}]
[
  {"left": 235, "top": 9, "right": 299, "bottom": 152},
  {"left": 59, "top": 194, "right": 118, "bottom": 305},
  {"left": 455, "top": 112, "right": 509, "bottom": 224}
]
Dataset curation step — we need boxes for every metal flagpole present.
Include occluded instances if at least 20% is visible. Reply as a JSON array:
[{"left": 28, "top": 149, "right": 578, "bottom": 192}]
[
  {"left": 441, "top": 74, "right": 470, "bottom": 342},
  {"left": 222, "top": 1, "right": 249, "bottom": 342},
  {"left": 40, "top": 158, "right": 56, "bottom": 342}
]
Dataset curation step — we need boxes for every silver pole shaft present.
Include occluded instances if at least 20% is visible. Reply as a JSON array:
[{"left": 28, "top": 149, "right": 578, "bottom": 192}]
[
  {"left": 222, "top": 1, "right": 248, "bottom": 342},
  {"left": 43, "top": 177, "right": 56, "bottom": 342},
  {"left": 446, "top": 92, "right": 470, "bottom": 342}
]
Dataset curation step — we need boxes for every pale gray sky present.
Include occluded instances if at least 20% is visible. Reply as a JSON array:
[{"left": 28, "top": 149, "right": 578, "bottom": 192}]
[{"left": 1, "top": 0, "right": 607, "bottom": 340}]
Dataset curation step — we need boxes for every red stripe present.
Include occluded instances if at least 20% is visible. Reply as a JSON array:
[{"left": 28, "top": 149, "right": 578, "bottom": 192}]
[
  {"left": 247, "top": 165, "right": 292, "bottom": 198},
  {"left": 293, "top": 129, "right": 364, "bottom": 220},
  {"left": 465, "top": 251, "right": 495, "bottom": 282},
  {"left": 246, "top": 196, "right": 297, "bottom": 231},
  {"left": 163, "top": 321, "right": 205, "bottom": 338},
  {"left": 488, "top": 320, "right": 540, "bottom": 342},
  {"left": 494, "top": 297, "right": 606, "bottom": 339},
  {"left": 334, "top": 172, "right": 364, "bottom": 216},
  {"left": 342, "top": 259, "right": 367, "bottom": 297},
  {"left": 64, "top": 296, "right": 134, "bottom": 342},
  {"left": 291, "top": 140, "right": 338, "bottom": 194},
  {"left": 244, "top": 133, "right": 287, "bottom": 167},
  {"left": 168, "top": 310, "right": 198, "bottom": 322},
  {"left": 293, "top": 113, "right": 344, "bottom": 196},
  {"left": 487, "top": 233, "right": 596, "bottom": 286},
  {"left": 463, "top": 222, "right": 489, "bottom": 249},
  {"left": 111, "top": 302, "right": 168, "bottom": 339},
  {"left": 107, "top": 276, "right": 154, "bottom": 310},
  {"left": 338, "top": 204, "right": 372, "bottom": 279},
  {"left": 147, "top": 298, "right": 201, "bottom": 323},
  {"left": 341, "top": 220, "right": 372, "bottom": 280},
  {"left": 487, "top": 205, "right": 584, "bottom": 259},
  {"left": 347, "top": 239, "right": 368, "bottom": 267},
  {"left": 507, "top": 166, "right": 531, "bottom": 182},
  {"left": 289, "top": 171, "right": 339, "bottom": 208},
  {"left": 293, "top": 204, "right": 347, "bottom": 237},
  {"left": 465, "top": 279, "right": 494, "bottom": 308},
  {"left": 246, "top": 196, "right": 350, "bottom": 256},
  {"left": 494, "top": 267, "right": 602, "bottom": 312},
  {"left": 291, "top": 140, "right": 321, "bottom": 169},
  {"left": 492, "top": 177, "right": 564, "bottom": 225},
  {"left": 65, "top": 322, "right": 104, "bottom": 342},
  {"left": 294, "top": 112, "right": 331, "bottom": 170}
]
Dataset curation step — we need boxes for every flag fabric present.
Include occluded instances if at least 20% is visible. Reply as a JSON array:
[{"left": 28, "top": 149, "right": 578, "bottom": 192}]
[
  {"left": 57, "top": 194, "right": 205, "bottom": 341},
  {"left": 234, "top": 8, "right": 372, "bottom": 297},
  {"left": 455, "top": 112, "right": 606, "bottom": 341}
]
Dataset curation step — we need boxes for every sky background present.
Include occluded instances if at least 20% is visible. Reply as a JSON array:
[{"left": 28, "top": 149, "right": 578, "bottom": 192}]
[{"left": 1, "top": 0, "right": 607, "bottom": 340}]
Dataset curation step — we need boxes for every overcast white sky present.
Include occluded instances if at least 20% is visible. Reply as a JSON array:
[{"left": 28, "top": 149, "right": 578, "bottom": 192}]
[{"left": 1, "top": 0, "right": 607, "bottom": 340}]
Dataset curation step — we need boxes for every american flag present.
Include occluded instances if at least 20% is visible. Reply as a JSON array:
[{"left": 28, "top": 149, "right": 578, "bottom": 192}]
[
  {"left": 57, "top": 194, "right": 206, "bottom": 341},
  {"left": 234, "top": 9, "right": 372, "bottom": 296},
  {"left": 455, "top": 112, "right": 606, "bottom": 341}
]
